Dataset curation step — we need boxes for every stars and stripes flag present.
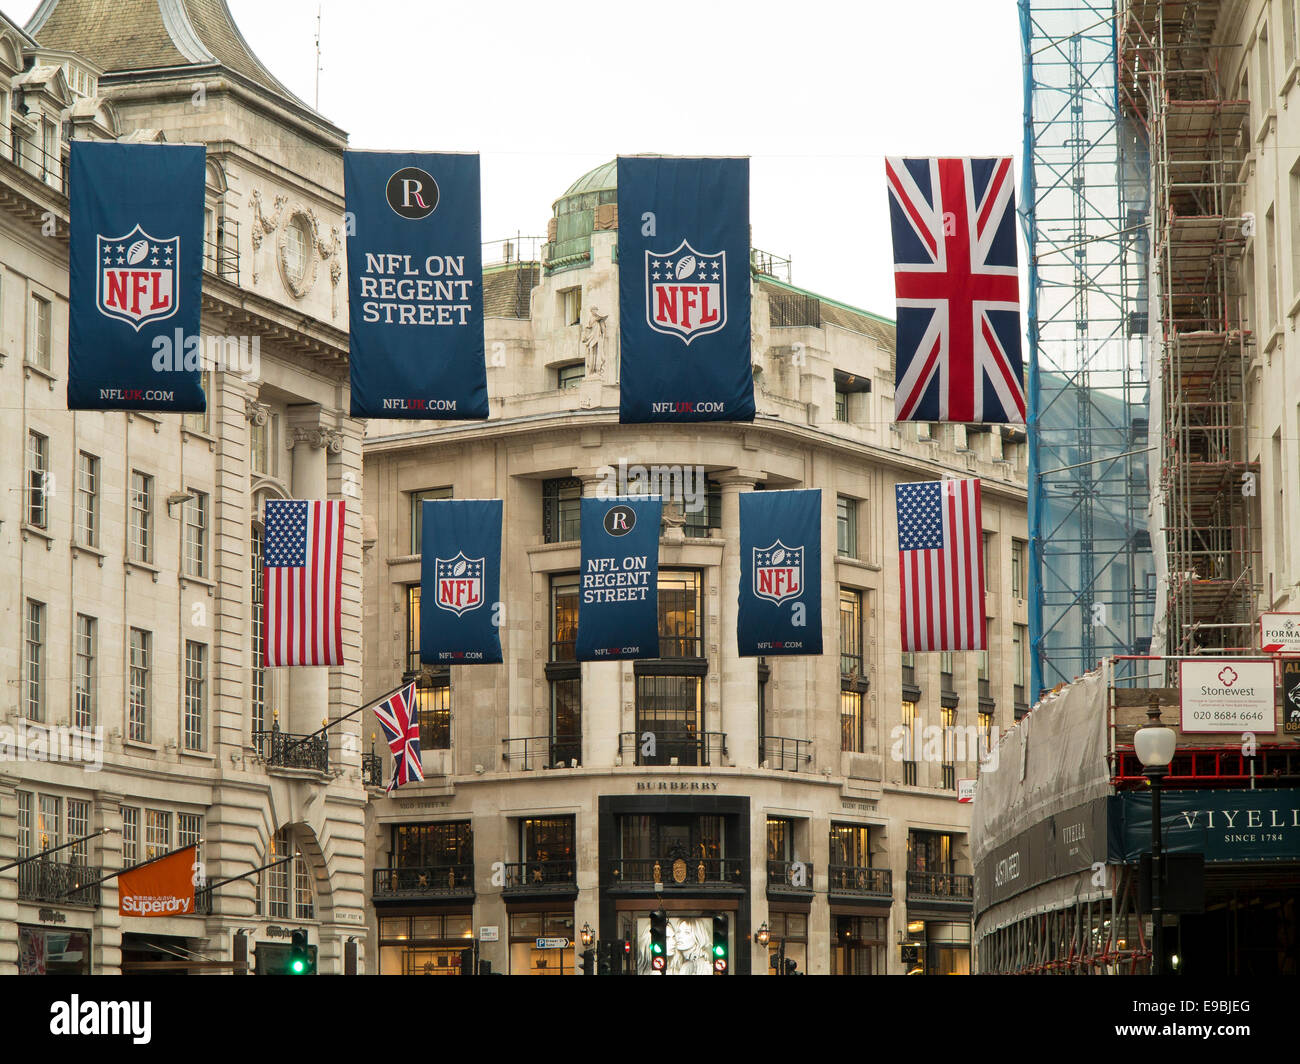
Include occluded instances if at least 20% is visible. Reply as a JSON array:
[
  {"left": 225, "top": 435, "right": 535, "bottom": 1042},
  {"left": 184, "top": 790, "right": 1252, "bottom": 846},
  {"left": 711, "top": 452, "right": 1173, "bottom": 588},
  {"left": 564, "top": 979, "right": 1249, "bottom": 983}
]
[
  {"left": 263, "top": 499, "right": 345, "bottom": 667},
  {"left": 896, "top": 478, "right": 986, "bottom": 652},
  {"left": 372, "top": 682, "right": 423, "bottom": 794},
  {"left": 886, "top": 156, "right": 1026, "bottom": 425}
]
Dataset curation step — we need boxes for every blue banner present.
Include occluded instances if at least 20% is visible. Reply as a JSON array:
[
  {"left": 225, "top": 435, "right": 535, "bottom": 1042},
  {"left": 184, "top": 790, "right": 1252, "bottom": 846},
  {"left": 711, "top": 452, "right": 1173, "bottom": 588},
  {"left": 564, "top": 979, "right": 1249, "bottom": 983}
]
[
  {"left": 68, "top": 141, "right": 206, "bottom": 411},
  {"left": 420, "top": 499, "right": 502, "bottom": 664},
  {"left": 575, "top": 496, "right": 662, "bottom": 661},
  {"left": 617, "top": 156, "right": 754, "bottom": 423},
  {"left": 345, "top": 151, "right": 487, "bottom": 420},
  {"left": 738, "top": 489, "right": 823, "bottom": 656}
]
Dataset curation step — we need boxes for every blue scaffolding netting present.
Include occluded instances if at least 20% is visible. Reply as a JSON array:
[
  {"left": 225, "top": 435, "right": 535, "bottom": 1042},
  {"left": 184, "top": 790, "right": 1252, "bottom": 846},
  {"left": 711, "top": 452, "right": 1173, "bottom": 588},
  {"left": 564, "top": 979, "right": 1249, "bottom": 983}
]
[{"left": 1020, "top": 0, "right": 1156, "bottom": 698}]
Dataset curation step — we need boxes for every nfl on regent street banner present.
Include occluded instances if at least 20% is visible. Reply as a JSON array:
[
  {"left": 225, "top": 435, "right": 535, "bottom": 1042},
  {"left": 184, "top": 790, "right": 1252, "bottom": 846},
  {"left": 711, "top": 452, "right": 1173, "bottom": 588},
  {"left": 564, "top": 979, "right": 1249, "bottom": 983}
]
[
  {"left": 420, "top": 499, "right": 503, "bottom": 664},
  {"left": 68, "top": 140, "right": 207, "bottom": 411},
  {"left": 616, "top": 155, "right": 754, "bottom": 424},
  {"left": 575, "top": 495, "right": 662, "bottom": 661},
  {"left": 345, "top": 151, "right": 487, "bottom": 420},
  {"left": 738, "top": 489, "right": 823, "bottom": 656}
]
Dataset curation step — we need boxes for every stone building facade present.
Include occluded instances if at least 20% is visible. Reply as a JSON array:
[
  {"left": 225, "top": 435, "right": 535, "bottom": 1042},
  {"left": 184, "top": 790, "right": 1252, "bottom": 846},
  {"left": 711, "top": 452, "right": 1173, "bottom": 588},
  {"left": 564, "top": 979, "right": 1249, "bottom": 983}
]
[
  {"left": 0, "top": 0, "right": 367, "bottom": 974},
  {"left": 360, "top": 163, "right": 1031, "bottom": 975}
]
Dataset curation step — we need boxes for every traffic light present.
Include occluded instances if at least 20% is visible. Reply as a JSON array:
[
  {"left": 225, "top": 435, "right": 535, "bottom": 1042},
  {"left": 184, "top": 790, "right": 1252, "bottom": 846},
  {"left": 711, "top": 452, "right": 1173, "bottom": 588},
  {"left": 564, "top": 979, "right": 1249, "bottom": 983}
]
[
  {"left": 580, "top": 947, "right": 595, "bottom": 975},
  {"left": 712, "top": 914, "right": 729, "bottom": 974},
  {"left": 649, "top": 909, "right": 667, "bottom": 972},
  {"left": 783, "top": 957, "right": 801, "bottom": 976},
  {"left": 459, "top": 947, "right": 474, "bottom": 976},
  {"left": 620, "top": 939, "right": 632, "bottom": 975},
  {"left": 597, "top": 939, "right": 613, "bottom": 976},
  {"left": 287, "top": 929, "right": 314, "bottom": 975}
]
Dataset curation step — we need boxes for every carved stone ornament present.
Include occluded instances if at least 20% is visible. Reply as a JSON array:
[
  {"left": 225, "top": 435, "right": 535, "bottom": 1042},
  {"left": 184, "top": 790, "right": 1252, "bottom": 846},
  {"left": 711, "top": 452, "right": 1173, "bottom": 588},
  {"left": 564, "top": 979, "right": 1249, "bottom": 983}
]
[
  {"left": 244, "top": 398, "right": 271, "bottom": 426},
  {"left": 288, "top": 426, "right": 343, "bottom": 454},
  {"left": 248, "top": 190, "right": 287, "bottom": 284}
]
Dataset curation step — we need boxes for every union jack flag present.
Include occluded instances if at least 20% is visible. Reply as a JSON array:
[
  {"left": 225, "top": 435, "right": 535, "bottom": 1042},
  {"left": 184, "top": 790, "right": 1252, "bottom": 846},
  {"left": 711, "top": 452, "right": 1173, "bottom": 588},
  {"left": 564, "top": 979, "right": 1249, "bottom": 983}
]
[
  {"left": 886, "top": 156, "right": 1025, "bottom": 425},
  {"left": 372, "top": 682, "right": 423, "bottom": 794}
]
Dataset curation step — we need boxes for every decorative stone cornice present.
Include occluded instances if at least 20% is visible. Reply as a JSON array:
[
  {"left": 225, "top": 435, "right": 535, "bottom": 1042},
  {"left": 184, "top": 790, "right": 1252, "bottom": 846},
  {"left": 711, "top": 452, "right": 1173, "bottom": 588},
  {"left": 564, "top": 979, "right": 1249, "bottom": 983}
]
[{"left": 288, "top": 425, "right": 342, "bottom": 454}]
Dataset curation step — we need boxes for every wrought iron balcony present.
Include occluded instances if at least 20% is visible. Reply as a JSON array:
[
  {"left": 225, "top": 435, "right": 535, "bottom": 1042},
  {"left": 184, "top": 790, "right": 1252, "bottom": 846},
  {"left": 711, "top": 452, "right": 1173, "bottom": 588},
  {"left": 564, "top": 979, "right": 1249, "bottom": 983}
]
[
  {"left": 253, "top": 725, "right": 329, "bottom": 774},
  {"left": 18, "top": 859, "right": 101, "bottom": 907},
  {"left": 361, "top": 750, "right": 384, "bottom": 788},
  {"left": 906, "top": 871, "right": 974, "bottom": 906},
  {"left": 618, "top": 730, "right": 727, "bottom": 767},
  {"left": 827, "top": 864, "right": 893, "bottom": 901},
  {"left": 501, "top": 860, "right": 578, "bottom": 896},
  {"left": 373, "top": 863, "right": 475, "bottom": 900},
  {"left": 767, "top": 859, "right": 815, "bottom": 895},
  {"left": 501, "top": 734, "right": 581, "bottom": 771},
  {"left": 609, "top": 857, "right": 744, "bottom": 891},
  {"left": 760, "top": 736, "right": 812, "bottom": 771}
]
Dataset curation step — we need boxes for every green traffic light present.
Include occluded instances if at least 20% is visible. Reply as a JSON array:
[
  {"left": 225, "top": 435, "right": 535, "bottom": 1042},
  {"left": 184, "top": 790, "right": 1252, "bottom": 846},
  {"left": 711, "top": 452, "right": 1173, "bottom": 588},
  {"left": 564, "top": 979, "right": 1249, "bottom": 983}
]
[
  {"left": 714, "top": 945, "right": 725, "bottom": 956},
  {"left": 291, "top": 958, "right": 306, "bottom": 973}
]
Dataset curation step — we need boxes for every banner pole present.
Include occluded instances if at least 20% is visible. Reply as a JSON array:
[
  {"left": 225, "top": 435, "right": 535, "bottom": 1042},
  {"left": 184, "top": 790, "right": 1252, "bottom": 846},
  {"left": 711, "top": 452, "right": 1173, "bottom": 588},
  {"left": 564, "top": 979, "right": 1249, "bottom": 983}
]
[{"left": 0, "top": 827, "right": 115, "bottom": 874}]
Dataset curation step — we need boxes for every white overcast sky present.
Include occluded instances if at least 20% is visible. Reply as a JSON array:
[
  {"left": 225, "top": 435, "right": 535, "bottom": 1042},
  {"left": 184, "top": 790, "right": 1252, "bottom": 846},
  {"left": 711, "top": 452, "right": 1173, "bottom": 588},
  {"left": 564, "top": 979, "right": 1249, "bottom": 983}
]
[{"left": 14, "top": 0, "right": 1024, "bottom": 317}]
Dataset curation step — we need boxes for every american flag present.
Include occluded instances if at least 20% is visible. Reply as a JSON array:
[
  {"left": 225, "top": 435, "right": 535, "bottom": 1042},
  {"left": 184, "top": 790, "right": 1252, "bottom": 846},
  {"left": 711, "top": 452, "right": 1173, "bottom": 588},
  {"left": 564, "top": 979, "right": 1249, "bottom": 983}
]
[
  {"left": 263, "top": 499, "right": 345, "bottom": 667},
  {"left": 372, "top": 682, "right": 423, "bottom": 794},
  {"left": 896, "top": 479, "right": 986, "bottom": 652},
  {"left": 886, "top": 156, "right": 1026, "bottom": 425}
]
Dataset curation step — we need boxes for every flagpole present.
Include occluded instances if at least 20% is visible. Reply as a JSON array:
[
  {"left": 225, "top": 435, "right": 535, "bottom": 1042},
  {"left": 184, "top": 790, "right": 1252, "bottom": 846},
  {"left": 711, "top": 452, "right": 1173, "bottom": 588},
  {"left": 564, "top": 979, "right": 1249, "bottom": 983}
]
[
  {"left": 282, "top": 681, "right": 414, "bottom": 752},
  {"left": 56, "top": 842, "right": 200, "bottom": 898},
  {"left": 0, "top": 827, "right": 116, "bottom": 873}
]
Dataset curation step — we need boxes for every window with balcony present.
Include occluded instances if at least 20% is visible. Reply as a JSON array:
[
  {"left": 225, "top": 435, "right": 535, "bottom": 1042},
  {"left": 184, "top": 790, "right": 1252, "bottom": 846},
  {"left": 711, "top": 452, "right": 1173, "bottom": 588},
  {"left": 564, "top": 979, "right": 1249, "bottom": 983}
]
[
  {"left": 390, "top": 821, "right": 472, "bottom": 874},
  {"left": 410, "top": 486, "right": 453, "bottom": 553},
  {"left": 510, "top": 816, "right": 576, "bottom": 894},
  {"left": 837, "top": 496, "right": 858, "bottom": 558},
  {"left": 614, "top": 813, "right": 737, "bottom": 886},
  {"left": 543, "top": 477, "right": 582, "bottom": 543},
  {"left": 632, "top": 571, "right": 711, "bottom": 765},
  {"left": 829, "top": 823, "right": 890, "bottom": 901}
]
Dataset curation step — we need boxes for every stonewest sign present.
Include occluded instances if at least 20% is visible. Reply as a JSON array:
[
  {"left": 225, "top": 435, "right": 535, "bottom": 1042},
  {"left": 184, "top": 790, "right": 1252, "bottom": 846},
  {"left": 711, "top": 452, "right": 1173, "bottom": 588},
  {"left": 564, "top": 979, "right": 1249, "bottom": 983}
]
[
  {"left": 1178, "top": 658, "right": 1275, "bottom": 734},
  {"left": 1111, "top": 788, "right": 1300, "bottom": 863}
]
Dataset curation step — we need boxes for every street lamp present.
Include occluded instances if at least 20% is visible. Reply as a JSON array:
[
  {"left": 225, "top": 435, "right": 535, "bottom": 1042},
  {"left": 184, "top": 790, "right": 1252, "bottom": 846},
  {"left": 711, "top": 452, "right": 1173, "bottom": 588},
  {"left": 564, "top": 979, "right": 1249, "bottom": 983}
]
[
  {"left": 1134, "top": 693, "right": 1176, "bottom": 976},
  {"left": 754, "top": 921, "right": 770, "bottom": 946},
  {"left": 580, "top": 923, "right": 593, "bottom": 948}
]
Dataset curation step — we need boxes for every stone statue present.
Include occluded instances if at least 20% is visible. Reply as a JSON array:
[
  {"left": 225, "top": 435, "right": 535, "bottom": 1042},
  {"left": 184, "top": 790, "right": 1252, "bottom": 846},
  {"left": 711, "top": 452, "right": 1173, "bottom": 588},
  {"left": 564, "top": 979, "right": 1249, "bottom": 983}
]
[{"left": 582, "top": 306, "right": 609, "bottom": 376}]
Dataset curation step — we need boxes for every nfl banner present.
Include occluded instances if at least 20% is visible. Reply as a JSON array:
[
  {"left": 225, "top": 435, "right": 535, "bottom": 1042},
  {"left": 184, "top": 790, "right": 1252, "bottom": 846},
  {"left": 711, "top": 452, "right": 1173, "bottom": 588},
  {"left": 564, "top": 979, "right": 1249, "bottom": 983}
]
[
  {"left": 68, "top": 140, "right": 206, "bottom": 412},
  {"left": 886, "top": 156, "right": 1026, "bottom": 424},
  {"left": 616, "top": 156, "right": 754, "bottom": 424},
  {"left": 345, "top": 151, "right": 487, "bottom": 420},
  {"left": 738, "top": 489, "right": 823, "bottom": 656},
  {"left": 419, "top": 498, "right": 503, "bottom": 664},
  {"left": 575, "top": 495, "right": 662, "bottom": 661}
]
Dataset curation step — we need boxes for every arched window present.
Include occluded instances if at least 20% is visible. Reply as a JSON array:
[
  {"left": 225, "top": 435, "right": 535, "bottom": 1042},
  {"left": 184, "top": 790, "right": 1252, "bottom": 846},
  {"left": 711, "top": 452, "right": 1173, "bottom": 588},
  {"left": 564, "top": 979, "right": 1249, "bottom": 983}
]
[{"left": 262, "top": 828, "right": 315, "bottom": 921}]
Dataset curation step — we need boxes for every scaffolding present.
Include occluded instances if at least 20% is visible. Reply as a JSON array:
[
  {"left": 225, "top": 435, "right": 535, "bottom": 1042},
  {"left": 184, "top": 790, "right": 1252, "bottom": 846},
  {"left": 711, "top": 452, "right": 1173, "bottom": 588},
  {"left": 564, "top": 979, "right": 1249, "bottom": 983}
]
[
  {"left": 1118, "top": 1, "right": 1261, "bottom": 659},
  {"left": 1021, "top": 1, "right": 1156, "bottom": 698}
]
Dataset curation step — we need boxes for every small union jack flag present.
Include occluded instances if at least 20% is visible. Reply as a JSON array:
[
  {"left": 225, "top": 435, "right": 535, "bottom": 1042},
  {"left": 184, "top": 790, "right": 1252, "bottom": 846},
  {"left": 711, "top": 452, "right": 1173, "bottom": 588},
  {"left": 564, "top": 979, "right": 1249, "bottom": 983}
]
[
  {"left": 886, "top": 156, "right": 1026, "bottom": 425},
  {"left": 372, "top": 682, "right": 423, "bottom": 794}
]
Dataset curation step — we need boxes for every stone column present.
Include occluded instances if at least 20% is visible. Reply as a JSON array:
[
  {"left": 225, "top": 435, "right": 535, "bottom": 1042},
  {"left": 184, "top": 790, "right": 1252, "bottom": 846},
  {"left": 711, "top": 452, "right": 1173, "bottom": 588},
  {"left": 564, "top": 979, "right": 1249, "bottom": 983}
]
[
  {"left": 284, "top": 410, "right": 335, "bottom": 736},
  {"left": 0, "top": 774, "right": 18, "bottom": 974},
  {"left": 715, "top": 471, "right": 761, "bottom": 768}
]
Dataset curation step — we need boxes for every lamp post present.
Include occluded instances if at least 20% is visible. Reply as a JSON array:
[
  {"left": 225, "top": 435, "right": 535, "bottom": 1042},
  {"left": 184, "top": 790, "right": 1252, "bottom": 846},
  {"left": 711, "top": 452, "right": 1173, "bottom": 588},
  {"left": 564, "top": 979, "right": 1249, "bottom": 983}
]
[
  {"left": 1134, "top": 693, "right": 1176, "bottom": 976},
  {"left": 580, "top": 923, "right": 593, "bottom": 948}
]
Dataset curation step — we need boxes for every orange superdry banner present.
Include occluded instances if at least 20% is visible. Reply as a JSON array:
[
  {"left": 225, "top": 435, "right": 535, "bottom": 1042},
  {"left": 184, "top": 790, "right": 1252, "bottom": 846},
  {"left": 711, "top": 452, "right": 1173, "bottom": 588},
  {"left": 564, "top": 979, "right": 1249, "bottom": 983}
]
[{"left": 118, "top": 845, "right": 197, "bottom": 917}]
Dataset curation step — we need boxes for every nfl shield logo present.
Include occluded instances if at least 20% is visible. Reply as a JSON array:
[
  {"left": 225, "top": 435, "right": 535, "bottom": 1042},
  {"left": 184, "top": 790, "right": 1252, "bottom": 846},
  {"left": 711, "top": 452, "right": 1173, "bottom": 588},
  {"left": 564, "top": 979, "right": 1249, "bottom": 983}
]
[
  {"left": 435, "top": 552, "right": 485, "bottom": 616},
  {"left": 646, "top": 239, "right": 727, "bottom": 344},
  {"left": 753, "top": 541, "right": 803, "bottom": 605},
  {"left": 97, "top": 224, "right": 180, "bottom": 331}
]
